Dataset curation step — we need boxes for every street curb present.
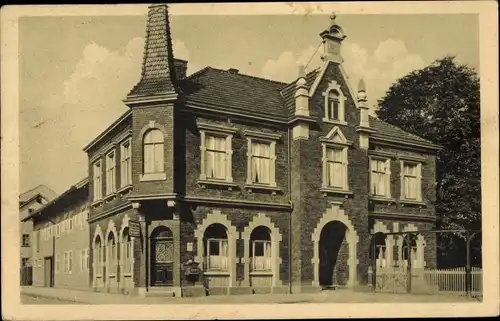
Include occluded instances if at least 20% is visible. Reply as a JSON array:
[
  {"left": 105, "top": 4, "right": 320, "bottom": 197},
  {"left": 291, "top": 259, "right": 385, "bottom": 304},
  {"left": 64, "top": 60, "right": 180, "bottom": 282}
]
[{"left": 21, "top": 292, "right": 84, "bottom": 303}]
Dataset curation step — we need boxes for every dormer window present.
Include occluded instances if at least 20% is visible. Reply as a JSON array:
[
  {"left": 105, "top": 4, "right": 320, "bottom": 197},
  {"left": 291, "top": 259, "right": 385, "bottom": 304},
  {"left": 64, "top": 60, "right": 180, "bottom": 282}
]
[{"left": 322, "top": 80, "right": 346, "bottom": 125}]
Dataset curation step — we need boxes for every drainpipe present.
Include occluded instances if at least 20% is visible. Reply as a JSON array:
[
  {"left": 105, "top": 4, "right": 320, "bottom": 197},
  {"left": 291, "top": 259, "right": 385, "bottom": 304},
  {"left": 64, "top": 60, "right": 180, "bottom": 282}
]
[
  {"left": 287, "top": 127, "right": 293, "bottom": 294},
  {"left": 47, "top": 218, "right": 57, "bottom": 288}
]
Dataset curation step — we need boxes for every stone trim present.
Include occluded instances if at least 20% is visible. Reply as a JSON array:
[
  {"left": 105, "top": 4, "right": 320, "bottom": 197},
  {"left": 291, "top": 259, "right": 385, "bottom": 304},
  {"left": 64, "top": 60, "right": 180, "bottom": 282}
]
[
  {"left": 311, "top": 204, "right": 358, "bottom": 287},
  {"left": 105, "top": 220, "right": 119, "bottom": 281},
  {"left": 322, "top": 80, "right": 346, "bottom": 123},
  {"left": 92, "top": 224, "right": 104, "bottom": 286},
  {"left": 241, "top": 213, "right": 283, "bottom": 287},
  {"left": 194, "top": 210, "right": 237, "bottom": 287}
]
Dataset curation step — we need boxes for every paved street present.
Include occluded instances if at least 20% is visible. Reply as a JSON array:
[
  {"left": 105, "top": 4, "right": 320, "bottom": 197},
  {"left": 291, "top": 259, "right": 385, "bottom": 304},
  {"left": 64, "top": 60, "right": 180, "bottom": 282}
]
[{"left": 21, "top": 294, "right": 78, "bottom": 305}]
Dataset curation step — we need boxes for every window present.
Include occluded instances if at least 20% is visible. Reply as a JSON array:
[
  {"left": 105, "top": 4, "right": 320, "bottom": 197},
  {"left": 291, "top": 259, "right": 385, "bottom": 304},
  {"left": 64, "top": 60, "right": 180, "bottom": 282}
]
[
  {"left": 106, "top": 151, "right": 116, "bottom": 194},
  {"left": 370, "top": 233, "right": 388, "bottom": 268},
  {"left": 205, "top": 135, "right": 227, "bottom": 180},
  {"left": 401, "top": 161, "right": 422, "bottom": 201},
  {"left": 249, "top": 141, "right": 275, "bottom": 185},
  {"left": 93, "top": 160, "right": 102, "bottom": 200},
  {"left": 120, "top": 140, "right": 132, "bottom": 186},
  {"left": 69, "top": 217, "right": 74, "bottom": 231},
  {"left": 198, "top": 123, "right": 237, "bottom": 184},
  {"left": 324, "top": 146, "right": 347, "bottom": 189},
  {"left": 81, "top": 248, "right": 89, "bottom": 271},
  {"left": 107, "top": 233, "right": 117, "bottom": 275},
  {"left": 250, "top": 226, "right": 272, "bottom": 272},
  {"left": 55, "top": 253, "right": 60, "bottom": 273},
  {"left": 402, "top": 238, "right": 418, "bottom": 269},
  {"left": 35, "top": 231, "right": 40, "bottom": 253},
  {"left": 143, "top": 129, "right": 164, "bottom": 174},
  {"left": 326, "top": 91, "right": 340, "bottom": 121},
  {"left": 22, "top": 234, "right": 30, "bottom": 247},
  {"left": 370, "top": 158, "right": 391, "bottom": 197},
  {"left": 204, "top": 224, "right": 228, "bottom": 271},
  {"left": 322, "top": 81, "right": 345, "bottom": 123},
  {"left": 22, "top": 258, "right": 30, "bottom": 267},
  {"left": 94, "top": 236, "right": 103, "bottom": 277},
  {"left": 121, "top": 228, "right": 132, "bottom": 274}
]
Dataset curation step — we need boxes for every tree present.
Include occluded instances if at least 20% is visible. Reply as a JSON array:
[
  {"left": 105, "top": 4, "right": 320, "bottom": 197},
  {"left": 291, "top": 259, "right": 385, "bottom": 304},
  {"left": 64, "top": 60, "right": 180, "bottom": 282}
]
[{"left": 376, "top": 56, "right": 481, "bottom": 267}]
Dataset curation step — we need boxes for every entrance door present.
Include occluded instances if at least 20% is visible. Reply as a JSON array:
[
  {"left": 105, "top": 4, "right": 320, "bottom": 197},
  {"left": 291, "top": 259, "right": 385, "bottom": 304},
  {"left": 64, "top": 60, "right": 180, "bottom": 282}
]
[
  {"left": 151, "top": 227, "right": 174, "bottom": 286},
  {"left": 44, "top": 257, "right": 53, "bottom": 287},
  {"left": 318, "top": 221, "right": 347, "bottom": 287}
]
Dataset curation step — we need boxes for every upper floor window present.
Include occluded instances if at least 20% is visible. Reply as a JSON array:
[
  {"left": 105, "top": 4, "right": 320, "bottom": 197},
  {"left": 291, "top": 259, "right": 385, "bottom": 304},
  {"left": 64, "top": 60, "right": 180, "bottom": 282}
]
[
  {"left": 327, "top": 91, "right": 340, "bottom": 121},
  {"left": 370, "top": 158, "right": 391, "bottom": 197},
  {"left": 93, "top": 160, "right": 102, "bottom": 200},
  {"left": 198, "top": 123, "right": 237, "bottom": 184},
  {"left": 401, "top": 161, "right": 422, "bottom": 201},
  {"left": 250, "top": 141, "right": 273, "bottom": 185},
  {"left": 120, "top": 139, "right": 132, "bottom": 186},
  {"left": 106, "top": 151, "right": 116, "bottom": 194},
  {"left": 324, "top": 146, "right": 348, "bottom": 189},
  {"left": 22, "top": 234, "right": 30, "bottom": 247},
  {"left": 143, "top": 129, "right": 164, "bottom": 174},
  {"left": 322, "top": 80, "right": 345, "bottom": 124},
  {"left": 205, "top": 135, "right": 228, "bottom": 180}
]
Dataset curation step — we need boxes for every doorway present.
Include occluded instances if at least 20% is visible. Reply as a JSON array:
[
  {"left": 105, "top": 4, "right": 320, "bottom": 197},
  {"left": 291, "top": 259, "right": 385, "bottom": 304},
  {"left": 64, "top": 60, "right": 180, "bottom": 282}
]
[
  {"left": 151, "top": 226, "right": 174, "bottom": 286},
  {"left": 318, "top": 221, "right": 348, "bottom": 287},
  {"left": 44, "top": 257, "right": 53, "bottom": 287}
]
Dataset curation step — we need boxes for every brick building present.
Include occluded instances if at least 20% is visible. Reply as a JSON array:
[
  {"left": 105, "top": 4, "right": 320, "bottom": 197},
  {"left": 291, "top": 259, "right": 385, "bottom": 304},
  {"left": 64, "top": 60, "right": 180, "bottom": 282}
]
[
  {"left": 84, "top": 4, "right": 441, "bottom": 297},
  {"left": 22, "top": 178, "right": 90, "bottom": 289}
]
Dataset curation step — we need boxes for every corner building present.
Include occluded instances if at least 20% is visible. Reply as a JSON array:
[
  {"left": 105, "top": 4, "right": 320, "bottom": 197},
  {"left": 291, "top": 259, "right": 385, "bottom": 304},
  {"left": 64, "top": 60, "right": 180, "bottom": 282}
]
[{"left": 84, "top": 5, "right": 441, "bottom": 297}]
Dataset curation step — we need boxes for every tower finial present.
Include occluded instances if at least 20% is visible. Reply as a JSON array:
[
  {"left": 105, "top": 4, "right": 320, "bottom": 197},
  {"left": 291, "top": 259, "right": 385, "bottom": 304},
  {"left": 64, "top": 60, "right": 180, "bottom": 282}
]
[{"left": 330, "top": 12, "right": 337, "bottom": 24}]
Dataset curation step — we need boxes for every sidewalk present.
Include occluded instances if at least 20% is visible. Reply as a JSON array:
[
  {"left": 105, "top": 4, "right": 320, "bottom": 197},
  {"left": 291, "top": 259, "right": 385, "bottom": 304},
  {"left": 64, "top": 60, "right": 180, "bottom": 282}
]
[{"left": 21, "top": 286, "right": 477, "bottom": 305}]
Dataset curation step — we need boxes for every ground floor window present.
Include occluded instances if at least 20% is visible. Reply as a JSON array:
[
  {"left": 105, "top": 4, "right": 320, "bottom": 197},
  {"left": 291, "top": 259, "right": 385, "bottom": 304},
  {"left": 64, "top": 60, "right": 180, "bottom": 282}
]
[
  {"left": 204, "top": 223, "right": 228, "bottom": 271},
  {"left": 94, "top": 235, "right": 103, "bottom": 277},
  {"left": 370, "top": 232, "right": 388, "bottom": 268},
  {"left": 107, "top": 232, "right": 117, "bottom": 276},
  {"left": 250, "top": 226, "right": 272, "bottom": 272},
  {"left": 121, "top": 227, "right": 132, "bottom": 274}
]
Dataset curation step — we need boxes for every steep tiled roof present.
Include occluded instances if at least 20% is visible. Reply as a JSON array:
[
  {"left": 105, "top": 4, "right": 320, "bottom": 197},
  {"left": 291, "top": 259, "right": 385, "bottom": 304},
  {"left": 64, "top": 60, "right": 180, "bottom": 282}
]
[
  {"left": 19, "top": 185, "right": 57, "bottom": 207},
  {"left": 180, "top": 67, "right": 289, "bottom": 121},
  {"left": 280, "top": 68, "right": 320, "bottom": 117},
  {"left": 369, "top": 116, "right": 438, "bottom": 147},
  {"left": 127, "top": 4, "right": 178, "bottom": 98}
]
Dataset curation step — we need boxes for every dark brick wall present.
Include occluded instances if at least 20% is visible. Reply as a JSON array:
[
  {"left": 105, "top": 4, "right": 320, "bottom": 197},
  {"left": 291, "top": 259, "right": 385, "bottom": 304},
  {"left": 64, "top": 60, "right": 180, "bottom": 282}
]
[{"left": 179, "top": 205, "right": 291, "bottom": 286}]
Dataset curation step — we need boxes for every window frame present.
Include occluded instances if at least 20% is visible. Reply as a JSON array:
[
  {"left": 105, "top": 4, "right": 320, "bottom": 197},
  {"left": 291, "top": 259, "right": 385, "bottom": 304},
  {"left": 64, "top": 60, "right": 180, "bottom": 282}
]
[
  {"left": 322, "top": 143, "right": 349, "bottom": 191},
  {"left": 206, "top": 238, "right": 229, "bottom": 272},
  {"left": 21, "top": 234, "right": 30, "bottom": 247},
  {"left": 92, "top": 160, "right": 103, "bottom": 201},
  {"left": 106, "top": 150, "right": 117, "bottom": 195},
  {"left": 246, "top": 138, "right": 277, "bottom": 187},
  {"left": 322, "top": 80, "right": 346, "bottom": 125},
  {"left": 400, "top": 160, "right": 422, "bottom": 201},
  {"left": 120, "top": 138, "right": 132, "bottom": 187},
  {"left": 370, "top": 157, "right": 392, "bottom": 198},
  {"left": 142, "top": 129, "right": 165, "bottom": 175}
]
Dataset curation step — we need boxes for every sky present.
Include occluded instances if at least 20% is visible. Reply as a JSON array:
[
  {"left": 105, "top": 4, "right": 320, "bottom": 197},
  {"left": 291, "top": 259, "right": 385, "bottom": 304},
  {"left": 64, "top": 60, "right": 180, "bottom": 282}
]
[{"left": 19, "top": 12, "right": 479, "bottom": 195}]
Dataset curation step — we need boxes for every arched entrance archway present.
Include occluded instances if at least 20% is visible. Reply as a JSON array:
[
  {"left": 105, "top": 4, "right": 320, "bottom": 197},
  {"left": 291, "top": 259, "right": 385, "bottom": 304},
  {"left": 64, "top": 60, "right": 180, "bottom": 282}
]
[
  {"left": 318, "top": 221, "right": 348, "bottom": 287},
  {"left": 151, "top": 226, "right": 174, "bottom": 286}
]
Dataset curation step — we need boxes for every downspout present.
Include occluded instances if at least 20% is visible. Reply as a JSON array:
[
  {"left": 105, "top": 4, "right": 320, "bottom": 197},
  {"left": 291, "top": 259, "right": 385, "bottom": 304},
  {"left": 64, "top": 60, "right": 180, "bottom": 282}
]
[{"left": 288, "top": 127, "right": 293, "bottom": 294}]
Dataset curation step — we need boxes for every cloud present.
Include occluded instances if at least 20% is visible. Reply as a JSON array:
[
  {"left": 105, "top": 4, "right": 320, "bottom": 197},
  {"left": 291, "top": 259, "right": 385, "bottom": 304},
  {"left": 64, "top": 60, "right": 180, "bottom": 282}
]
[
  {"left": 260, "top": 38, "right": 426, "bottom": 114},
  {"left": 22, "top": 38, "right": 192, "bottom": 193}
]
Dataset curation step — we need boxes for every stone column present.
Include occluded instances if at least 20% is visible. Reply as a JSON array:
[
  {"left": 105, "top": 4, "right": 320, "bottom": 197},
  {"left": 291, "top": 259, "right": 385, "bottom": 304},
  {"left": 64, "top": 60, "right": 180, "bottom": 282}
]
[
  {"left": 134, "top": 203, "right": 148, "bottom": 296},
  {"left": 169, "top": 200, "right": 182, "bottom": 297}
]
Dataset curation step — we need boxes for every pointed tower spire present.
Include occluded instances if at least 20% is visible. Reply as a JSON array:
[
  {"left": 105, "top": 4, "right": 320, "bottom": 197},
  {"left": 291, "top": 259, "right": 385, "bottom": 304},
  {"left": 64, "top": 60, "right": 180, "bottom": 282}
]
[
  {"left": 127, "top": 4, "right": 178, "bottom": 99},
  {"left": 320, "top": 12, "right": 347, "bottom": 64}
]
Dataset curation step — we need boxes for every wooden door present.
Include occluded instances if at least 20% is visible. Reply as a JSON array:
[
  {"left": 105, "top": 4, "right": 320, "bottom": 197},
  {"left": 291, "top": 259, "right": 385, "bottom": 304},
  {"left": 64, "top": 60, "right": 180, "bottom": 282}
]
[
  {"left": 151, "top": 237, "right": 174, "bottom": 286},
  {"left": 44, "top": 257, "right": 53, "bottom": 287}
]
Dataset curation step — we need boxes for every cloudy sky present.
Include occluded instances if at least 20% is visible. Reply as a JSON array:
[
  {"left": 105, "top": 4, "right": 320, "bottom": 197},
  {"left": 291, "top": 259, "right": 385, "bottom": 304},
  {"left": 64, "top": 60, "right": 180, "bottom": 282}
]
[{"left": 19, "top": 10, "right": 479, "bottom": 194}]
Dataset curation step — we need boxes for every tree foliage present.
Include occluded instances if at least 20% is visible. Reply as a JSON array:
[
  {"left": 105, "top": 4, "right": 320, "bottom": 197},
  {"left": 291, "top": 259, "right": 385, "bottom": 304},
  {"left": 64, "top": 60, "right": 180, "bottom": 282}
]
[{"left": 376, "top": 56, "right": 481, "bottom": 266}]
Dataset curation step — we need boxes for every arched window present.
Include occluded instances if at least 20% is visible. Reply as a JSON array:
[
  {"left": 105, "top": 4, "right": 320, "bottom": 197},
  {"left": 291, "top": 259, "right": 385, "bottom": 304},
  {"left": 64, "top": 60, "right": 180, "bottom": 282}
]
[
  {"left": 94, "top": 235, "right": 102, "bottom": 277},
  {"left": 250, "top": 226, "right": 272, "bottom": 272},
  {"left": 107, "top": 232, "right": 117, "bottom": 276},
  {"left": 402, "top": 237, "right": 418, "bottom": 268},
  {"left": 203, "top": 224, "right": 228, "bottom": 271},
  {"left": 327, "top": 91, "right": 340, "bottom": 121},
  {"left": 121, "top": 227, "right": 132, "bottom": 274},
  {"left": 143, "top": 129, "right": 164, "bottom": 174}
]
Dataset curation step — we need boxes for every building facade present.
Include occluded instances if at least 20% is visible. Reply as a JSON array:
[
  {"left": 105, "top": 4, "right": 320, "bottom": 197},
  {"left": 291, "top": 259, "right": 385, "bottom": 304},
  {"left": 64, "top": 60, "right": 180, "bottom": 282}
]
[
  {"left": 83, "top": 4, "right": 441, "bottom": 297},
  {"left": 22, "top": 178, "right": 90, "bottom": 289},
  {"left": 19, "top": 185, "right": 57, "bottom": 268}
]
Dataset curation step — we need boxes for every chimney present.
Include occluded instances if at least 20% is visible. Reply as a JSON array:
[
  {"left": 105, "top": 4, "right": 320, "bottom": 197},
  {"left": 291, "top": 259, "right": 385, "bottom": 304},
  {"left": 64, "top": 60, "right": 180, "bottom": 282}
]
[
  {"left": 174, "top": 59, "right": 188, "bottom": 80},
  {"left": 320, "top": 13, "right": 347, "bottom": 64},
  {"left": 228, "top": 68, "right": 239, "bottom": 74},
  {"left": 357, "top": 78, "right": 370, "bottom": 149}
]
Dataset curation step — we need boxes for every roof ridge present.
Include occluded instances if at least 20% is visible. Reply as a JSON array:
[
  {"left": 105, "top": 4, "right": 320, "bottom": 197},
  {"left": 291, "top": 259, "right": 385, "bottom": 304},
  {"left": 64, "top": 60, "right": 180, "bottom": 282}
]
[
  {"left": 369, "top": 115, "right": 434, "bottom": 143},
  {"left": 20, "top": 184, "right": 52, "bottom": 197},
  {"left": 280, "top": 68, "right": 320, "bottom": 94},
  {"left": 206, "top": 67, "right": 287, "bottom": 86}
]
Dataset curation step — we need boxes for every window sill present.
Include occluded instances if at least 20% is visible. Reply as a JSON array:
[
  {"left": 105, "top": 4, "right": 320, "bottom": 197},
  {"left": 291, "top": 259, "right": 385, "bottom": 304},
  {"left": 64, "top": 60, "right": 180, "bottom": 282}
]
[
  {"left": 244, "top": 184, "right": 281, "bottom": 195},
  {"left": 91, "top": 199, "right": 104, "bottom": 208},
  {"left": 369, "top": 196, "right": 396, "bottom": 204},
  {"left": 399, "top": 199, "right": 427, "bottom": 207},
  {"left": 204, "top": 271, "right": 230, "bottom": 276},
  {"left": 103, "top": 192, "right": 118, "bottom": 203},
  {"left": 117, "top": 184, "right": 133, "bottom": 195},
  {"left": 322, "top": 118, "right": 348, "bottom": 126},
  {"left": 197, "top": 180, "right": 238, "bottom": 191},
  {"left": 139, "top": 172, "right": 167, "bottom": 182},
  {"left": 250, "top": 271, "right": 273, "bottom": 276},
  {"left": 320, "top": 187, "right": 353, "bottom": 197}
]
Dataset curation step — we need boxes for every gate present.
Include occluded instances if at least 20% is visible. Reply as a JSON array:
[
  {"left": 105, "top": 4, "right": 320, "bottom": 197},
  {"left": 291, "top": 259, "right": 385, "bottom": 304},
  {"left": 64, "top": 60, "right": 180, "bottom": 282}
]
[{"left": 374, "top": 267, "right": 408, "bottom": 293}]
